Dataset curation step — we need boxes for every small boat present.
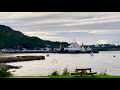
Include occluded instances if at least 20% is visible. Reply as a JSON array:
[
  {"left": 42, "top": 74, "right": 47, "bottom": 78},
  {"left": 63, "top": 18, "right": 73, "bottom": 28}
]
[
  {"left": 90, "top": 52, "right": 94, "bottom": 56},
  {"left": 46, "top": 53, "right": 49, "bottom": 57}
]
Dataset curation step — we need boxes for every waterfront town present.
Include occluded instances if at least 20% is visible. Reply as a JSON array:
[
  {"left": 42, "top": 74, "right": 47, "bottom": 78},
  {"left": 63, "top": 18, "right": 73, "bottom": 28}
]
[{"left": 0, "top": 43, "right": 120, "bottom": 53}]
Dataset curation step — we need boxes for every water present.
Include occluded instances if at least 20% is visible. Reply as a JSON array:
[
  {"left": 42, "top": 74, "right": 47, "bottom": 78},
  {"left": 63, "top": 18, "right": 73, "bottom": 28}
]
[{"left": 1, "top": 51, "right": 120, "bottom": 76}]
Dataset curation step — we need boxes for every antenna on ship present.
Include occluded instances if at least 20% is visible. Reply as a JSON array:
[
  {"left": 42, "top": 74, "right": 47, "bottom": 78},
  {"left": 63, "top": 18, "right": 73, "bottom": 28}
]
[
  {"left": 81, "top": 42, "right": 84, "bottom": 47},
  {"left": 72, "top": 38, "right": 77, "bottom": 44}
]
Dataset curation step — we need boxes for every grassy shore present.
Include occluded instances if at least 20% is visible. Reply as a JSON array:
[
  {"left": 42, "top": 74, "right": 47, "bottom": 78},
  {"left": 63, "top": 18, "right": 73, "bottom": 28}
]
[{"left": 7, "top": 75, "right": 120, "bottom": 78}]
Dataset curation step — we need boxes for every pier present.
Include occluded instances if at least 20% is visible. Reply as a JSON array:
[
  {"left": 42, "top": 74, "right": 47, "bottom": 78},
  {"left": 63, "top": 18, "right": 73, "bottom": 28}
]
[{"left": 0, "top": 56, "right": 45, "bottom": 63}]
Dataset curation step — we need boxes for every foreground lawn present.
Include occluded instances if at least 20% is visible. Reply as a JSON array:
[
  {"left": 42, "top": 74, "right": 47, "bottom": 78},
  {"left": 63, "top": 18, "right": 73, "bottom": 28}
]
[
  {"left": 8, "top": 75, "right": 120, "bottom": 78},
  {"left": 49, "top": 75, "right": 120, "bottom": 78}
]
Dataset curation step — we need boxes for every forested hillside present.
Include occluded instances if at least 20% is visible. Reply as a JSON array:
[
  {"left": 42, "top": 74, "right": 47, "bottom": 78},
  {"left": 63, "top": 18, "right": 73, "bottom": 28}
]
[{"left": 0, "top": 25, "right": 69, "bottom": 49}]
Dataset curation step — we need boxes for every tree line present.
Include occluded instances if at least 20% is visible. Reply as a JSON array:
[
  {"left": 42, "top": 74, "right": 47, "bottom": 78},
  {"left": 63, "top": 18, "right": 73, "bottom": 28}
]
[{"left": 0, "top": 25, "right": 69, "bottom": 50}]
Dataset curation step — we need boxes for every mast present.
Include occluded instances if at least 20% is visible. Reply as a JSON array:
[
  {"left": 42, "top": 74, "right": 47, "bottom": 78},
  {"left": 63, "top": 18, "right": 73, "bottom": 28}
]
[
  {"left": 72, "top": 38, "right": 77, "bottom": 44},
  {"left": 82, "top": 42, "right": 84, "bottom": 46},
  {"left": 81, "top": 42, "right": 85, "bottom": 51}
]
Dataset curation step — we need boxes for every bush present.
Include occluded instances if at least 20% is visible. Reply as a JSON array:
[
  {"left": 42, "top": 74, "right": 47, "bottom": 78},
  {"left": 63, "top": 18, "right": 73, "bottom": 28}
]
[
  {"left": 62, "top": 67, "right": 70, "bottom": 75},
  {"left": 51, "top": 71, "right": 59, "bottom": 76},
  {"left": 99, "top": 69, "right": 107, "bottom": 75},
  {"left": 0, "top": 64, "right": 12, "bottom": 77}
]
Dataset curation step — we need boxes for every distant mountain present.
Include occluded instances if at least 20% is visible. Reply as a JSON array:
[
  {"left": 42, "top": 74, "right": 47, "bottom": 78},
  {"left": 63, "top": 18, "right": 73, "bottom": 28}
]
[{"left": 0, "top": 25, "right": 69, "bottom": 49}]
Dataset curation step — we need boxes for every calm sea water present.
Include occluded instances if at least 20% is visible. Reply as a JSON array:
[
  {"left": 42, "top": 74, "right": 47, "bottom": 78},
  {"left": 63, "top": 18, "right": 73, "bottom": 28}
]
[{"left": 2, "top": 51, "right": 120, "bottom": 76}]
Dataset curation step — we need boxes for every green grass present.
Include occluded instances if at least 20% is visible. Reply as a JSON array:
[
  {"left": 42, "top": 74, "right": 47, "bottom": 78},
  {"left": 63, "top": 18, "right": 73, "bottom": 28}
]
[
  {"left": 6, "top": 74, "right": 120, "bottom": 78},
  {"left": 49, "top": 75, "right": 113, "bottom": 78}
]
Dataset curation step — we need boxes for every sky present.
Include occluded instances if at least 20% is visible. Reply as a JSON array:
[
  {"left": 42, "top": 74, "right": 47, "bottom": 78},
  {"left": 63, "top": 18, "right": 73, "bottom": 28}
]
[{"left": 0, "top": 12, "right": 120, "bottom": 45}]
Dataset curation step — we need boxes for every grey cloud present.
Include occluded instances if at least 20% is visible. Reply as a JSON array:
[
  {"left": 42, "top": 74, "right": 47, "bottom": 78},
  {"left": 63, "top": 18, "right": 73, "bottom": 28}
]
[
  {"left": 37, "top": 21, "right": 120, "bottom": 31},
  {"left": 73, "top": 21, "right": 120, "bottom": 30},
  {"left": 4, "top": 20, "right": 120, "bottom": 32},
  {"left": 0, "top": 12, "right": 120, "bottom": 44}
]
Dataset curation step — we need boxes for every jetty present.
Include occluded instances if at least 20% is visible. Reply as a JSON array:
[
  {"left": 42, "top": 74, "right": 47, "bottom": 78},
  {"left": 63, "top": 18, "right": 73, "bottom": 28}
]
[{"left": 0, "top": 56, "right": 45, "bottom": 63}]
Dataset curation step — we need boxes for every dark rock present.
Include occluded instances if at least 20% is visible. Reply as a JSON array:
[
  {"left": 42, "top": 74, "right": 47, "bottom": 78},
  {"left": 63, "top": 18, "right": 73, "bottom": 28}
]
[{"left": 6, "top": 65, "right": 22, "bottom": 70}]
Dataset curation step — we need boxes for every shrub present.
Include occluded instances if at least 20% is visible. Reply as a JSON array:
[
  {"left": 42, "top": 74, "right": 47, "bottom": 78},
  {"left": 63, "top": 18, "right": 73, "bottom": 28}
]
[
  {"left": 62, "top": 67, "right": 70, "bottom": 75},
  {"left": 103, "top": 69, "right": 107, "bottom": 75},
  {"left": 99, "top": 69, "right": 107, "bottom": 75},
  {"left": 0, "top": 64, "right": 12, "bottom": 77},
  {"left": 51, "top": 71, "right": 60, "bottom": 76}
]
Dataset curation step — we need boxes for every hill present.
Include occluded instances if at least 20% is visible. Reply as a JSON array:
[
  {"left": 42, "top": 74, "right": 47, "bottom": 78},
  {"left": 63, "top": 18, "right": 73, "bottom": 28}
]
[{"left": 0, "top": 25, "right": 69, "bottom": 49}]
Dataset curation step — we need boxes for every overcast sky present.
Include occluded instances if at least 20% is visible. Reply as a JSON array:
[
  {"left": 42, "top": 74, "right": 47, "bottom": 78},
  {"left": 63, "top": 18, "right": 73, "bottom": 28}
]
[{"left": 0, "top": 12, "right": 120, "bottom": 45}]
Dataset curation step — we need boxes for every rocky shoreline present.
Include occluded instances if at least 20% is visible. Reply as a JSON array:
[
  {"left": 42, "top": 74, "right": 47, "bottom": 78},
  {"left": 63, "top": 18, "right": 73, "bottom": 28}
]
[
  {"left": 0, "top": 63, "right": 22, "bottom": 70},
  {"left": 0, "top": 55, "right": 45, "bottom": 63},
  {"left": 6, "top": 65, "right": 22, "bottom": 70}
]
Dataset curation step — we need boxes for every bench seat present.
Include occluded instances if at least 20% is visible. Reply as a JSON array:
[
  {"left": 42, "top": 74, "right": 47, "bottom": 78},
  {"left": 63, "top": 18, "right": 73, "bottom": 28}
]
[
  {"left": 71, "top": 72, "right": 97, "bottom": 76},
  {"left": 86, "top": 72, "right": 97, "bottom": 76},
  {"left": 71, "top": 73, "right": 76, "bottom": 75}
]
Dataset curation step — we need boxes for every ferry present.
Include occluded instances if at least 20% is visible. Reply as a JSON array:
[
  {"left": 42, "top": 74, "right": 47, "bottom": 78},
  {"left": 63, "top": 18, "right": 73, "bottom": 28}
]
[{"left": 53, "top": 39, "right": 99, "bottom": 53}]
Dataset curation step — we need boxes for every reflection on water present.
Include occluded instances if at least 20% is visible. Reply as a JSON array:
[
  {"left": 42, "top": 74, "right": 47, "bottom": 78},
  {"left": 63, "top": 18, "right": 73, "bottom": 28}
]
[{"left": 1, "top": 51, "right": 120, "bottom": 76}]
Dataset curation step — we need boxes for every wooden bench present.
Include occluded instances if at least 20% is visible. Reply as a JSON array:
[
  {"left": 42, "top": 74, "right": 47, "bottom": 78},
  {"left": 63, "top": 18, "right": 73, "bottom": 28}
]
[
  {"left": 71, "top": 68, "right": 97, "bottom": 76},
  {"left": 76, "top": 68, "right": 92, "bottom": 71},
  {"left": 71, "top": 73, "right": 76, "bottom": 75},
  {"left": 86, "top": 72, "right": 97, "bottom": 76}
]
